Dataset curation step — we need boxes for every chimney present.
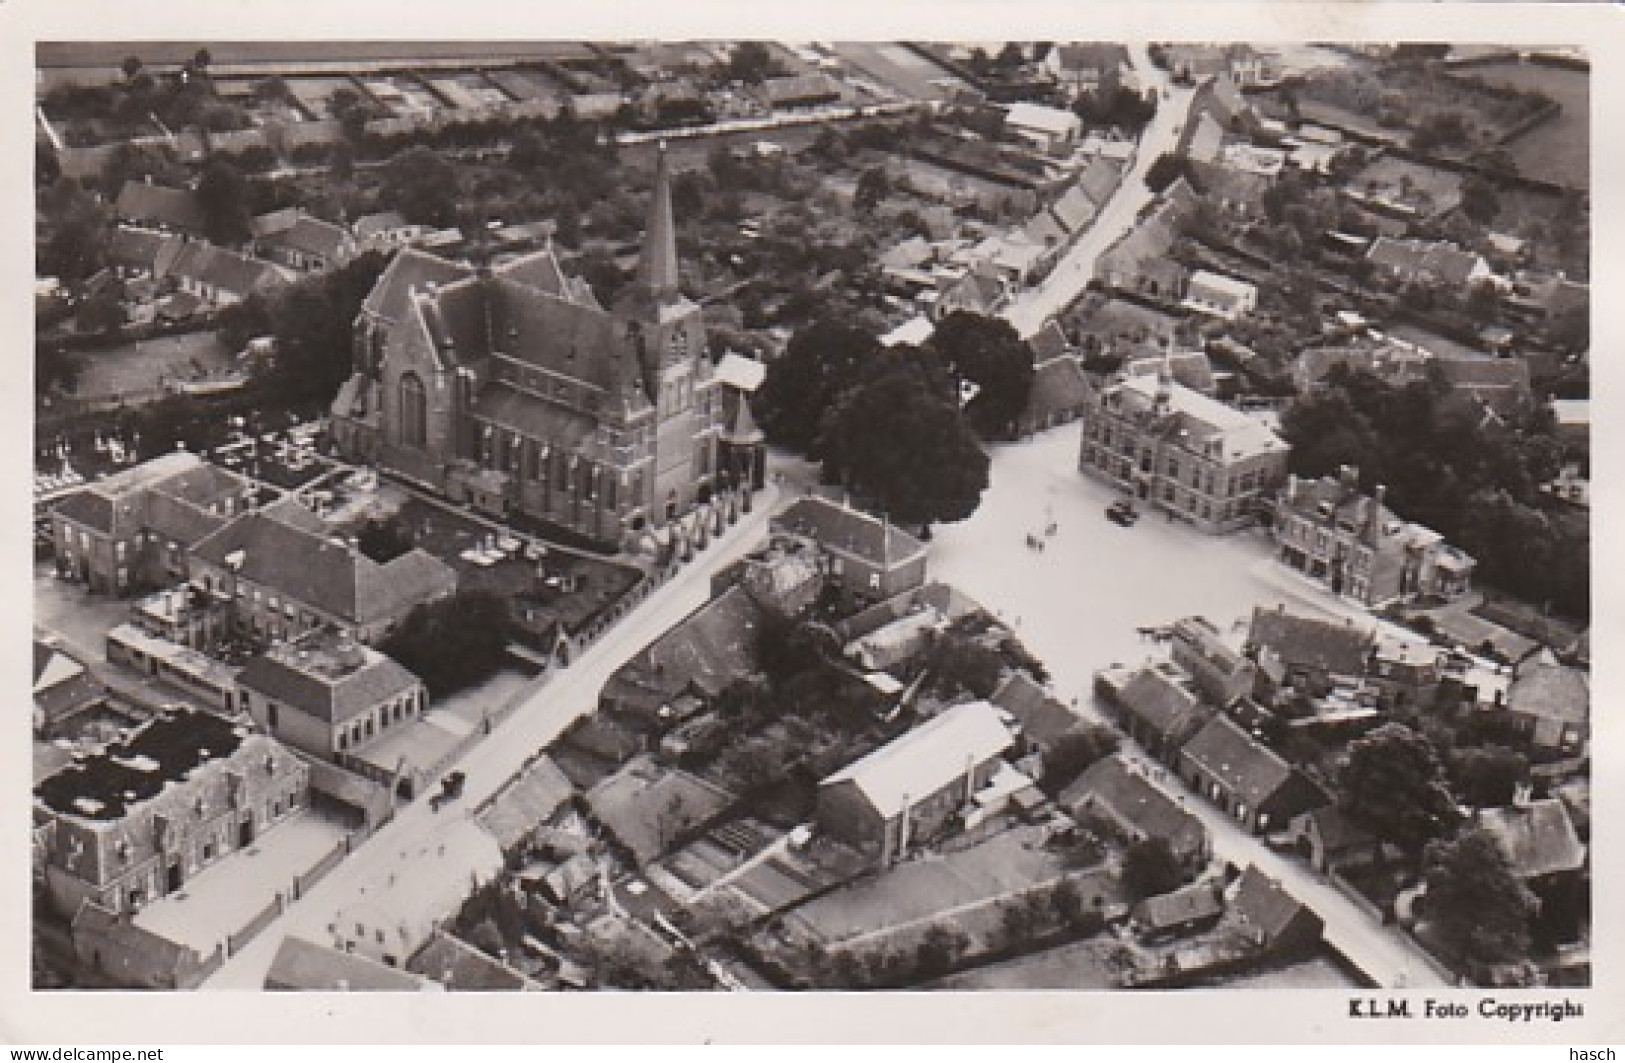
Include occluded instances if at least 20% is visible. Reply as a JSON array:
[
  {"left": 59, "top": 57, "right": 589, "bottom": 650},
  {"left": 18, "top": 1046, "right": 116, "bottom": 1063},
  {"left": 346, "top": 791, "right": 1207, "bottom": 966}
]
[
  {"left": 964, "top": 753, "right": 976, "bottom": 804},
  {"left": 1366, "top": 484, "right": 1386, "bottom": 543}
]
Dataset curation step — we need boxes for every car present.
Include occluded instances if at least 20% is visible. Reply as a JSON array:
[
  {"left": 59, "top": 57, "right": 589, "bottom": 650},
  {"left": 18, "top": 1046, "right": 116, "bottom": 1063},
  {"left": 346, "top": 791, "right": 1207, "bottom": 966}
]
[{"left": 1105, "top": 500, "right": 1139, "bottom": 526}]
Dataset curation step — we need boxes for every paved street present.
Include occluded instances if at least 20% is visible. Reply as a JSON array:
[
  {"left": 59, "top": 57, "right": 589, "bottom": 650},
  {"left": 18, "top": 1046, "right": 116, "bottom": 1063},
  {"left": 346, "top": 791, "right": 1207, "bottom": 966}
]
[
  {"left": 200, "top": 483, "right": 783, "bottom": 988},
  {"left": 1002, "top": 45, "right": 1192, "bottom": 339},
  {"left": 930, "top": 427, "right": 1448, "bottom": 988}
]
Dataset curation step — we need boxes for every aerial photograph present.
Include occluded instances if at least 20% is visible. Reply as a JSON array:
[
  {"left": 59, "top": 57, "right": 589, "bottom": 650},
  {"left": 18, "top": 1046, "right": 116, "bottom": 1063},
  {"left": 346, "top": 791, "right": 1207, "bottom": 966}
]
[{"left": 30, "top": 39, "right": 1590, "bottom": 995}]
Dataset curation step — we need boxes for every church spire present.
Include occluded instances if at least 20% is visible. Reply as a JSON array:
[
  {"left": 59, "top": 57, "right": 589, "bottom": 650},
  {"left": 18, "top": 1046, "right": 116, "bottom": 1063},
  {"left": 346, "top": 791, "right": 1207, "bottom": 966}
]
[{"left": 637, "top": 141, "right": 680, "bottom": 304}]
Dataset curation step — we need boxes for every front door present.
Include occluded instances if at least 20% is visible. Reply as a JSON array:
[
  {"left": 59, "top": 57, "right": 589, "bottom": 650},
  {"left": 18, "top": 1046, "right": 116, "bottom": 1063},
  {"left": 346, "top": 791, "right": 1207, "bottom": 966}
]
[
  {"left": 166, "top": 858, "right": 182, "bottom": 893},
  {"left": 239, "top": 816, "right": 255, "bottom": 848}
]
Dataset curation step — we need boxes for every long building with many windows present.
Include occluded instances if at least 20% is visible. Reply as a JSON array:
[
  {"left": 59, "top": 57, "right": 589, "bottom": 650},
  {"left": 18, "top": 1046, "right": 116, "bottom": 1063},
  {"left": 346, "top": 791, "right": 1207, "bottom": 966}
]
[{"left": 1077, "top": 367, "right": 1289, "bottom": 533}]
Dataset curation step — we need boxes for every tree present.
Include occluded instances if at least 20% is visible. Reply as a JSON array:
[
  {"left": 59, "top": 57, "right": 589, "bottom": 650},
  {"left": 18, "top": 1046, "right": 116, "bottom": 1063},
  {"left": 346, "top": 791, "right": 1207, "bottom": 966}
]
[
  {"left": 75, "top": 285, "right": 125, "bottom": 336},
  {"left": 1450, "top": 745, "right": 1527, "bottom": 808},
  {"left": 356, "top": 515, "right": 415, "bottom": 564},
  {"left": 921, "top": 631, "right": 1006, "bottom": 700},
  {"left": 253, "top": 250, "right": 390, "bottom": 404},
  {"left": 329, "top": 139, "right": 357, "bottom": 183},
  {"left": 1121, "top": 837, "right": 1185, "bottom": 902},
  {"left": 820, "top": 353, "right": 990, "bottom": 532},
  {"left": 195, "top": 158, "right": 253, "bottom": 245},
  {"left": 1422, "top": 828, "right": 1537, "bottom": 971},
  {"left": 1038, "top": 723, "right": 1122, "bottom": 793},
  {"left": 1338, "top": 723, "right": 1460, "bottom": 853},
  {"left": 754, "top": 317, "right": 879, "bottom": 456},
  {"left": 380, "top": 146, "right": 460, "bottom": 228},
  {"left": 1459, "top": 175, "right": 1501, "bottom": 226},
  {"left": 725, "top": 42, "right": 778, "bottom": 86},
  {"left": 929, "top": 310, "right": 1036, "bottom": 440},
  {"left": 853, "top": 165, "right": 890, "bottom": 214},
  {"left": 1143, "top": 152, "right": 1192, "bottom": 195},
  {"left": 913, "top": 925, "right": 969, "bottom": 980},
  {"left": 382, "top": 589, "right": 514, "bottom": 699},
  {"left": 121, "top": 54, "right": 144, "bottom": 82},
  {"left": 35, "top": 340, "right": 84, "bottom": 396}
]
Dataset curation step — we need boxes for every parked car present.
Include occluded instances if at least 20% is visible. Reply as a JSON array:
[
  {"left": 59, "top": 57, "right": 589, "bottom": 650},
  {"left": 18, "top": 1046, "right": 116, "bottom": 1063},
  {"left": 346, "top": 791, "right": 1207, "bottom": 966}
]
[{"left": 1106, "top": 500, "right": 1139, "bottom": 526}]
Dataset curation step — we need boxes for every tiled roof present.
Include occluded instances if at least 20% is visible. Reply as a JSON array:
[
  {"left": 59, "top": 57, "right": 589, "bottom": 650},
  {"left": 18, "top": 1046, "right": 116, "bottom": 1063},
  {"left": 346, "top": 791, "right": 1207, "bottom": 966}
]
[
  {"left": 1063, "top": 753, "right": 1207, "bottom": 857},
  {"left": 191, "top": 511, "right": 455, "bottom": 627},
  {"left": 1077, "top": 158, "right": 1124, "bottom": 207},
  {"left": 1051, "top": 184, "right": 1100, "bottom": 233},
  {"left": 1476, "top": 800, "right": 1586, "bottom": 879},
  {"left": 772, "top": 496, "right": 927, "bottom": 569},
  {"left": 1023, "top": 210, "right": 1068, "bottom": 249},
  {"left": 1180, "top": 714, "right": 1297, "bottom": 809},
  {"left": 1507, "top": 653, "right": 1588, "bottom": 727},
  {"left": 1230, "top": 864, "right": 1320, "bottom": 945},
  {"left": 237, "top": 642, "right": 421, "bottom": 724},
  {"left": 1116, "top": 665, "right": 1210, "bottom": 742},
  {"left": 267, "top": 935, "right": 429, "bottom": 991},
  {"left": 1367, "top": 238, "right": 1483, "bottom": 287},
  {"left": 1296, "top": 805, "right": 1374, "bottom": 853},
  {"left": 1432, "top": 355, "right": 1531, "bottom": 392},
  {"left": 990, "top": 673, "right": 1081, "bottom": 747},
  {"left": 262, "top": 214, "right": 350, "bottom": 260},
  {"left": 822, "top": 700, "right": 1013, "bottom": 819},
  {"left": 108, "top": 226, "right": 167, "bottom": 270},
  {"left": 1123, "top": 350, "right": 1215, "bottom": 394},
  {"left": 1056, "top": 43, "right": 1130, "bottom": 73},
  {"left": 1025, "top": 355, "right": 1091, "bottom": 423},
  {"left": 354, "top": 211, "right": 409, "bottom": 240},
  {"left": 1028, "top": 320, "right": 1071, "bottom": 362},
  {"left": 606, "top": 584, "right": 765, "bottom": 706},
  {"left": 361, "top": 247, "right": 474, "bottom": 323},
  {"left": 477, "top": 755, "right": 574, "bottom": 852},
  {"left": 168, "top": 241, "right": 288, "bottom": 299},
  {"left": 410, "top": 929, "right": 538, "bottom": 990},
  {"left": 115, "top": 182, "right": 205, "bottom": 233},
  {"left": 1247, "top": 607, "right": 1374, "bottom": 677},
  {"left": 1134, "top": 881, "right": 1224, "bottom": 930}
]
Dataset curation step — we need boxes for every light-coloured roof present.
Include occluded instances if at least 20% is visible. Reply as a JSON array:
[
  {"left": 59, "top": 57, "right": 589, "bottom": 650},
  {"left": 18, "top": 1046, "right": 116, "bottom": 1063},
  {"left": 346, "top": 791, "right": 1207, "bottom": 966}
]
[
  {"left": 1004, "top": 101, "right": 1081, "bottom": 137},
  {"left": 881, "top": 315, "right": 935, "bottom": 348},
  {"left": 714, "top": 353, "right": 767, "bottom": 392},
  {"left": 822, "top": 700, "right": 1013, "bottom": 819},
  {"left": 1188, "top": 269, "right": 1257, "bottom": 302},
  {"left": 1110, "top": 375, "right": 1288, "bottom": 460}
]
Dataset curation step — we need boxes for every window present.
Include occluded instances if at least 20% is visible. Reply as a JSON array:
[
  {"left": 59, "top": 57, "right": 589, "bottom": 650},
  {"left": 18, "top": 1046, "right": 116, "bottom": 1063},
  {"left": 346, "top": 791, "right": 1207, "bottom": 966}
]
[
  {"left": 399, "top": 372, "right": 428, "bottom": 448},
  {"left": 268, "top": 703, "right": 279, "bottom": 730}
]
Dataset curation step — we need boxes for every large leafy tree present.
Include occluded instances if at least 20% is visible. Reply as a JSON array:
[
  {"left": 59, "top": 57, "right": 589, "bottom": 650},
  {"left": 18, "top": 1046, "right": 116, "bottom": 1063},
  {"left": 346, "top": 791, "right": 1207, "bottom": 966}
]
[
  {"left": 1449, "top": 744, "right": 1528, "bottom": 809},
  {"left": 1422, "top": 828, "right": 1537, "bottom": 971},
  {"left": 820, "top": 351, "right": 990, "bottom": 532},
  {"left": 251, "top": 250, "right": 389, "bottom": 404},
  {"left": 1038, "top": 723, "right": 1122, "bottom": 794},
  {"left": 929, "top": 311, "right": 1035, "bottom": 440},
  {"left": 1121, "top": 837, "right": 1185, "bottom": 902},
  {"left": 380, "top": 145, "right": 460, "bottom": 228},
  {"left": 382, "top": 589, "right": 514, "bottom": 700},
  {"left": 753, "top": 317, "right": 878, "bottom": 457},
  {"left": 1338, "top": 722, "right": 1460, "bottom": 853},
  {"left": 195, "top": 157, "right": 253, "bottom": 245}
]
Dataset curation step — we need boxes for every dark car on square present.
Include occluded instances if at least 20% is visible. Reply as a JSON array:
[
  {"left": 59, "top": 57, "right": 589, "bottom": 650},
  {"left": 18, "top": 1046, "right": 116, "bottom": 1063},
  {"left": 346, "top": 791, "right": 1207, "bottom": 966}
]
[{"left": 1106, "top": 500, "right": 1139, "bottom": 526}]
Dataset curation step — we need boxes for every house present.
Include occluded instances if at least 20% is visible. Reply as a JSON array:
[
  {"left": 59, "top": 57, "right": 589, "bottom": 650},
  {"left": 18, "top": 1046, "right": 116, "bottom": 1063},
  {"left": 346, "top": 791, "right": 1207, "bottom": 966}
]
[
  {"left": 266, "top": 935, "right": 437, "bottom": 992},
  {"left": 330, "top": 145, "right": 729, "bottom": 546},
  {"left": 1017, "top": 354, "right": 1091, "bottom": 436},
  {"left": 114, "top": 181, "right": 206, "bottom": 235},
  {"left": 989, "top": 672, "right": 1084, "bottom": 754},
  {"left": 1245, "top": 605, "right": 1374, "bottom": 700},
  {"left": 34, "top": 707, "right": 310, "bottom": 919},
  {"left": 1182, "top": 270, "right": 1257, "bottom": 320},
  {"left": 1431, "top": 355, "right": 1533, "bottom": 414},
  {"left": 1132, "top": 882, "right": 1225, "bottom": 942},
  {"left": 409, "top": 929, "right": 541, "bottom": 990},
  {"left": 105, "top": 623, "right": 241, "bottom": 712},
  {"left": 758, "top": 73, "right": 841, "bottom": 110},
  {"left": 1504, "top": 650, "right": 1588, "bottom": 755},
  {"left": 844, "top": 605, "right": 945, "bottom": 672},
  {"left": 50, "top": 452, "right": 254, "bottom": 597},
  {"left": 476, "top": 755, "right": 574, "bottom": 854},
  {"left": 1003, "top": 101, "right": 1083, "bottom": 153},
  {"left": 166, "top": 241, "right": 290, "bottom": 307},
  {"left": 1046, "top": 43, "right": 1131, "bottom": 99},
  {"left": 1177, "top": 714, "right": 1326, "bottom": 833},
  {"left": 1475, "top": 799, "right": 1587, "bottom": 884},
  {"left": 598, "top": 584, "right": 766, "bottom": 724},
  {"left": 1367, "top": 635, "right": 1446, "bottom": 712},
  {"left": 1228, "top": 864, "right": 1324, "bottom": 953},
  {"left": 1168, "top": 616, "right": 1255, "bottom": 708},
  {"left": 1179, "top": 112, "right": 1227, "bottom": 164},
  {"left": 1287, "top": 806, "right": 1382, "bottom": 873},
  {"left": 1077, "top": 158, "right": 1125, "bottom": 212},
  {"left": 1077, "top": 370, "right": 1290, "bottom": 533},
  {"left": 815, "top": 700, "right": 1015, "bottom": 867},
  {"left": 332, "top": 823, "right": 505, "bottom": 967},
  {"left": 1123, "top": 348, "right": 1217, "bottom": 396},
  {"left": 712, "top": 352, "right": 769, "bottom": 491},
  {"left": 934, "top": 267, "right": 1007, "bottom": 321},
  {"left": 1104, "top": 662, "right": 1215, "bottom": 763},
  {"left": 1061, "top": 753, "right": 1210, "bottom": 869},
  {"left": 1291, "top": 339, "right": 1434, "bottom": 394},
  {"left": 353, "top": 211, "right": 428, "bottom": 252},
  {"left": 585, "top": 756, "right": 734, "bottom": 866},
  {"left": 1272, "top": 468, "right": 1476, "bottom": 606},
  {"left": 1366, "top": 237, "right": 1493, "bottom": 290},
  {"left": 251, "top": 209, "right": 356, "bottom": 273},
  {"left": 771, "top": 495, "right": 928, "bottom": 602},
  {"left": 187, "top": 500, "right": 458, "bottom": 645},
  {"left": 1095, "top": 195, "right": 1189, "bottom": 297},
  {"left": 236, "top": 631, "right": 427, "bottom": 769},
  {"left": 881, "top": 314, "right": 937, "bottom": 348},
  {"left": 33, "top": 638, "right": 106, "bottom": 738},
  {"left": 1050, "top": 184, "right": 1100, "bottom": 234}
]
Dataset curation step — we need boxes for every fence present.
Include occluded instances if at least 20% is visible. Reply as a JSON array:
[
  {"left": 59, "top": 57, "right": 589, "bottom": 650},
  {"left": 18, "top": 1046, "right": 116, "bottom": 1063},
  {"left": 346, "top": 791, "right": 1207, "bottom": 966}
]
[
  {"left": 293, "top": 837, "right": 350, "bottom": 900},
  {"left": 1327, "top": 866, "right": 1389, "bottom": 925},
  {"left": 227, "top": 892, "right": 286, "bottom": 957}
]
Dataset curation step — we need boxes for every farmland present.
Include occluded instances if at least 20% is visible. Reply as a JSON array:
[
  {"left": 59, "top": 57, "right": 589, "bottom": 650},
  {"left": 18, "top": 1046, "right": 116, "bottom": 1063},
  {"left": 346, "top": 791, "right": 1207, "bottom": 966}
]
[{"left": 1472, "top": 59, "right": 1589, "bottom": 190}]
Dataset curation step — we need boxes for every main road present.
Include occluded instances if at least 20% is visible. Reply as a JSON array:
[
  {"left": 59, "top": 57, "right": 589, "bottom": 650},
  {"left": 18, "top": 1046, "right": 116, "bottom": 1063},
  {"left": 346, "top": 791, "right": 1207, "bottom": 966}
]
[
  {"left": 1001, "top": 45, "right": 1193, "bottom": 340},
  {"left": 202, "top": 484, "right": 783, "bottom": 988},
  {"left": 930, "top": 429, "right": 1449, "bottom": 988}
]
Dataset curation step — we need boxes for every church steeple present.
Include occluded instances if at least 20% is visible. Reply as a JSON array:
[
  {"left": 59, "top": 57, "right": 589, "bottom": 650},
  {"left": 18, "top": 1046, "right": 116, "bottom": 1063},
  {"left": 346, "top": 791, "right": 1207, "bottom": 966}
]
[{"left": 636, "top": 141, "right": 680, "bottom": 305}]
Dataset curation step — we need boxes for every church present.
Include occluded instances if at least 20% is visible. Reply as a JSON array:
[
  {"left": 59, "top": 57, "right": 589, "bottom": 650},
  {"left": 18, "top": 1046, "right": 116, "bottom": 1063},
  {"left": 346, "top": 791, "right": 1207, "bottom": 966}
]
[{"left": 330, "top": 146, "right": 745, "bottom": 547}]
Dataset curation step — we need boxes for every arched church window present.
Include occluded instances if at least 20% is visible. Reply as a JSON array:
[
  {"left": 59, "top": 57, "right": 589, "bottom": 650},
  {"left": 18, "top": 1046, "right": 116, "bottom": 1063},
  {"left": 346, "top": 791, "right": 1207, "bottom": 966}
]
[{"left": 399, "top": 372, "right": 427, "bottom": 448}]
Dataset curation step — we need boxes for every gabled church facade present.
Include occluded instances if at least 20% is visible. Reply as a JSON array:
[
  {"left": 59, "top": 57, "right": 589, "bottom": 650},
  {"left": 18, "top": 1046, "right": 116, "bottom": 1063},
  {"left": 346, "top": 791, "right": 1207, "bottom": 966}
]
[{"left": 330, "top": 146, "right": 727, "bottom": 545}]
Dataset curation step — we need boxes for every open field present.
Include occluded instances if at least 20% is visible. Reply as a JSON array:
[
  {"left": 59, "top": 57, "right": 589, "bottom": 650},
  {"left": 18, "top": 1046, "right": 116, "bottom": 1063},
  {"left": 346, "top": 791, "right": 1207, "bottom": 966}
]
[
  {"left": 72, "top": 332, "right": 234, "bottom": 407},
  {"left": 1472, "top": 60, "right": 1588, "bottom": 190}
]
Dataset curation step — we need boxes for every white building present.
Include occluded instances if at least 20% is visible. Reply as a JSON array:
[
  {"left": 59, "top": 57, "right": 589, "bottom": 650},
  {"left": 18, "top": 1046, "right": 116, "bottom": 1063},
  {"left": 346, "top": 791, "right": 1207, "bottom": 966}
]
[{"left": 1183, "top": 270, "right": 1258, "bottom": 320}]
